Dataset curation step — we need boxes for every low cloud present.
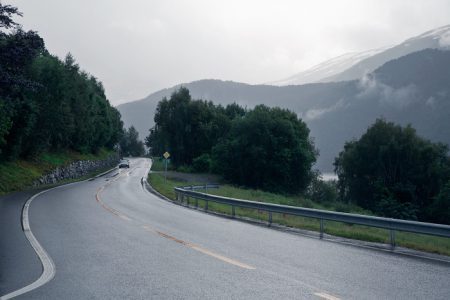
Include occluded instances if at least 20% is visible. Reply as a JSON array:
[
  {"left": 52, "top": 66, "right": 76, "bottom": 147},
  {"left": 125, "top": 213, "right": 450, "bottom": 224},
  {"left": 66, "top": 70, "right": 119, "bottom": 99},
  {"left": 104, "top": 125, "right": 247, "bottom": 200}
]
[
  {"left": 439, "top": 31, "right": 450, "bottom": 48},
  {"left": 303, "top": 98, "right": 346, "bottom": 121},
  {"left": 357, "top": 74, "right": 418, "bottom": 108}
]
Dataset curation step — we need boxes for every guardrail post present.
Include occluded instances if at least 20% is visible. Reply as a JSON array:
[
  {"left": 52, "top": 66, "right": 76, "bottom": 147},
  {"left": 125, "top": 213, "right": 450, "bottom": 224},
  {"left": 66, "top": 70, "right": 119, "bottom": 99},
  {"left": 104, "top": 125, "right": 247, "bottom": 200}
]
[
  {"left": 268, "top": 212, "right": 272, "bottom": 227},
  {"left": 390, "top": 229, "right": 396, "bottom": 249},
  {"left": 195, "top": 198, "right": 198, "bottom": 208},
  {"left": 205, "top": 183, "right": 207, "bottom": 193},
  {"left": 205, "top": 200, "right": 208, "bottom": 212},
  {"left": 186, "top": 196, "right": 190, "bottom": 207},
  {"left": 232, "top": 205, "right": 235, "bottom": 218},
  {"left": 180, "top": 194, "right": 184, "bottom": 203},
  {"left": 320, "top": 219, "right": 324, "bottom": 239}
]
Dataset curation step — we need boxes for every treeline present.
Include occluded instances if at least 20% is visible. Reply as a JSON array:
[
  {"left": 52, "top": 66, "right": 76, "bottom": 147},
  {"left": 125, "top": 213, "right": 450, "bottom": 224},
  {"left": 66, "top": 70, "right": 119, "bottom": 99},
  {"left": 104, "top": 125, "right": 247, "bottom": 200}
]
[
  {"left": 0, "top": 3, "right": 123, "bottom": 161},
  {"left": 148, "top": 88, "right": 450, "bottom": 224},
  {"left": 335, "top": 119, "right": 450, "bottom": 224},
  {"left": 146, "top": 87, "right": 317, "bottom": 193},
  {"left": 119, "top": 126, "right": 145, "bottom": 157}
]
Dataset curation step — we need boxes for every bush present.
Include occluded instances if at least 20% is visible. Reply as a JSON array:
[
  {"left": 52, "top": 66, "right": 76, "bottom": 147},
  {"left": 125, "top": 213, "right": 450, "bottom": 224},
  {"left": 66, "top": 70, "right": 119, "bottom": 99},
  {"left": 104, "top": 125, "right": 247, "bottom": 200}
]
[
  {"left": 427, "top": 181, "right": 450, "bottom": 224},
  {"left": 305, "top": 173, "right": 338, "bottom": 203},
  {"left": 192, "top": 153, "right": 211, "bottom": 172}
]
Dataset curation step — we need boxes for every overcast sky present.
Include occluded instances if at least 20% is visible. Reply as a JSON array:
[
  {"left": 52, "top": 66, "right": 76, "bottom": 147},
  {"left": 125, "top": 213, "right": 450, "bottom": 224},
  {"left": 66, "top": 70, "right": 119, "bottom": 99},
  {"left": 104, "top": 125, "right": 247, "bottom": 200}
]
[{"left": 8, "top": 0, "right": 450, "bottom": 105}]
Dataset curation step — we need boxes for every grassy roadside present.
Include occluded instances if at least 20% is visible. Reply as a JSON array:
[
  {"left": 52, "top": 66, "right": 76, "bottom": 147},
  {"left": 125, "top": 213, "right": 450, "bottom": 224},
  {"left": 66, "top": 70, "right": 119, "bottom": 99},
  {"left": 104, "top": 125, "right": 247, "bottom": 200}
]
[
  {"left": 148, "top": 172, "right": 450, "bottom": 256},
  {"left": 0, "top": 148, "right": 115, "bottom": 195}
]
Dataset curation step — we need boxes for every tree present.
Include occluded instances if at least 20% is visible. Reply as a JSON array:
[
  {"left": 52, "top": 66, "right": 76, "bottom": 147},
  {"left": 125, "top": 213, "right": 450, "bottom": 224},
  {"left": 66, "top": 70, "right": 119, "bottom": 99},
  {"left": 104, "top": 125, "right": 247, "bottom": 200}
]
[
  {"left": 146, "top": 87, "right": 232, "bottom": 166},
  {"left": 0, "top": 3, "right": 123, "bottom": 159},
  {"left": 212, "top": 105, "right": 317, "bottom": 193},
  {"left": 120, "top": 126, "right": 145, "bottom": 157},
  {"left": 334, "top": 119, "right": 450, "bottom": 222}
]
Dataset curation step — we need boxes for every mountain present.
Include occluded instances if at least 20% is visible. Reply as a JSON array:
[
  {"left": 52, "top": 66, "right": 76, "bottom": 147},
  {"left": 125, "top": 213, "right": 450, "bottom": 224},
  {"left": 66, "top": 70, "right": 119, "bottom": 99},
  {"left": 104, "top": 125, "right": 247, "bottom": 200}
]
[
  {"left": 118, "top": 49, "right": 450, "bottom": 172},
  {"left": 268, "top": 47, "right": 388, "bottom": 86},
  {"left": 271, "top": 24, "right": 450, "bottom": 86}
]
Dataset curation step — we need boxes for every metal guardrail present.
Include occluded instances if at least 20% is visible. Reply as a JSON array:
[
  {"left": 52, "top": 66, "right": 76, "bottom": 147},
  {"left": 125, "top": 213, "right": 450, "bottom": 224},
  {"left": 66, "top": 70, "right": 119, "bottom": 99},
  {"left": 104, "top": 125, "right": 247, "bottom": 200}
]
[{"left": 174, "top": 185, "right": 450, "bottom": 248}]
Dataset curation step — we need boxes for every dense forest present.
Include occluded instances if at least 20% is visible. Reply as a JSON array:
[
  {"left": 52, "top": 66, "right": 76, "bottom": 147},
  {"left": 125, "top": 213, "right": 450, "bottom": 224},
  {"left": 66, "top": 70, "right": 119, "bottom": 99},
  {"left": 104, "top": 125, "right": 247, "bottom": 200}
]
[
  {"left": 146, "top": 87, "right": 317, "bottom": 193},
  {"left": 0, "top": 3, "right": 123, "bottom": 161}
]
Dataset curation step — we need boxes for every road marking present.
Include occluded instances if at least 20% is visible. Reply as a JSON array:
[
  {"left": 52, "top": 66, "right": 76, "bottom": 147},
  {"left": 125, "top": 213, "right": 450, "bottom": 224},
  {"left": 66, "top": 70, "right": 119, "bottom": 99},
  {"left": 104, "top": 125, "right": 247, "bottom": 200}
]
[
  {"left": 0, "top": 166, "right": 117, "bottom": 299},
  {"left": 96, "top": 187, "right": 131, "bottom": 221},
  {"left": 314, "top": 292, "right": 342, "bottom": 300},
  {"left": 1, "top": 189, "right": 60, "bottom": 299},
  {"left": 141, "top": 225, "right": 255, "bottom": 270},
  {"left": 98, "top": 162, "right": 255, "bottom": 271}
]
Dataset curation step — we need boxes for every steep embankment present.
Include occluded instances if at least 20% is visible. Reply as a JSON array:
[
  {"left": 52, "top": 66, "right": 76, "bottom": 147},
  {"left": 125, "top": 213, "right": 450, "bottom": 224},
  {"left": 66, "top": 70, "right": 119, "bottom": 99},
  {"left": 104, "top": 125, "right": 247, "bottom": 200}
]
[{"left": 0, "top": 149, "right": 118, "bottom": 195}]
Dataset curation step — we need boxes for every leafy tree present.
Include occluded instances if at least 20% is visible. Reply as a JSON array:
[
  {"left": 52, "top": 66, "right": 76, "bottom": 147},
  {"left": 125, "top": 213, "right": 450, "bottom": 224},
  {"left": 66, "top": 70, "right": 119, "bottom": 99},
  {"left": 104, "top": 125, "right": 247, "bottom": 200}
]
[
  {"left": 146, "top": 87, "right": 232, "bottom": 165},
  {"left": 0, "top": 3, "right": 22, "bottom": 29},
  {"left": 212, "top": 105, "right": 317, "bottom": 193},
  {"left": 120, "top": 126, "right": 145, "bottom": 157},
  {"left": 334, "top": 119, "right": 450, "bottom": 222},
  {"left": 0, "top": 3, "right": 123, "bottom": 159}
]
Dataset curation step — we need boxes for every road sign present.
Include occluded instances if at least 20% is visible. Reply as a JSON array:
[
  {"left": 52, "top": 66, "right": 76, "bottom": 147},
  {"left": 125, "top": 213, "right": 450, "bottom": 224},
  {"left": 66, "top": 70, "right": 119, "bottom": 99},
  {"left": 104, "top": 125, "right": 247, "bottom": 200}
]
[{"left": 163, "top": 151, "right": 170, "bottom": 159}]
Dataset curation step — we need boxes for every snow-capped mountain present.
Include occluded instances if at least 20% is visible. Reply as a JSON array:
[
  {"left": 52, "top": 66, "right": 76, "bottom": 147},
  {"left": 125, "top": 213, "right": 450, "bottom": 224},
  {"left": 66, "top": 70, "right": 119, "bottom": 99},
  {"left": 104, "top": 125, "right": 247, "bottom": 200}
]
[
  {"left": 269, "top": 47, "right": 389, "bottom": 86},
  {"left": 271, "top": 24, "right": 450, "bottom": 86}
]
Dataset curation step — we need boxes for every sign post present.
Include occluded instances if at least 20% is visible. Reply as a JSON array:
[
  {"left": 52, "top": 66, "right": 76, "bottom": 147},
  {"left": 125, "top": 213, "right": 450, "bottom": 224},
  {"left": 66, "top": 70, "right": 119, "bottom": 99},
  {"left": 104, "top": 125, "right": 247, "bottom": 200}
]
[{"left": 163, "top": 151, "right": 170, "bottom": 182}]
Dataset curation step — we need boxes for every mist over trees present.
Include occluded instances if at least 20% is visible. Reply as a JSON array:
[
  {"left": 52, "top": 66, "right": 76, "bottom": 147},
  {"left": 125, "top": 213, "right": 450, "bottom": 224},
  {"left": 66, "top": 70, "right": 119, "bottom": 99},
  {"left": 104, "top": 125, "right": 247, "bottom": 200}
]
[
  {"left": 146, "top": 87, "right": 317, "bottom": 193},
  {"left": 0, "top": 3, "right": 123, "bottom": 160},
  {"left": 334, "top": 119, "right": 450, "bottom": 224}
]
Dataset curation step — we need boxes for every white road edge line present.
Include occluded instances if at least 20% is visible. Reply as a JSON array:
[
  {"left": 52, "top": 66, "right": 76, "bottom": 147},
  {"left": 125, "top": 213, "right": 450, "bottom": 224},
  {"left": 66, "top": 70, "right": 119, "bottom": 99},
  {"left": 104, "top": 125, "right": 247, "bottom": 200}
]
[
  {"left": 0, "top": 167, "right": 118, "bottom": 300},
  {"left": 0, "top": 188, "right": 57, "bottom": 300}
]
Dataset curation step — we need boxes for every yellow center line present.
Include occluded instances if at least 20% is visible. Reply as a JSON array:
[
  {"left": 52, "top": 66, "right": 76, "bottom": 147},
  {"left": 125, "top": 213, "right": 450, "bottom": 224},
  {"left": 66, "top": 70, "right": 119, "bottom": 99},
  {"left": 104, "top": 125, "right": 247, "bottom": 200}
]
[
  {"left": 314, "top": 292, "right": 342, "bottom": 300},
  {"left": 95, "top": 164, "right": 255, "bottom": 271},
  {"left": 141, "top": 225, "right": 255, "bottom": 270}
]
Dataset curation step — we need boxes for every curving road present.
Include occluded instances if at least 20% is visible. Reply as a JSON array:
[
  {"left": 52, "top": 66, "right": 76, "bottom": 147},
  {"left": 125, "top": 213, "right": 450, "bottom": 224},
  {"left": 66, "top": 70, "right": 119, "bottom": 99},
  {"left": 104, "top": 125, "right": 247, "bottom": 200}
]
[{"left": 1, "top": 158, "right": 450, "bottom": 299}]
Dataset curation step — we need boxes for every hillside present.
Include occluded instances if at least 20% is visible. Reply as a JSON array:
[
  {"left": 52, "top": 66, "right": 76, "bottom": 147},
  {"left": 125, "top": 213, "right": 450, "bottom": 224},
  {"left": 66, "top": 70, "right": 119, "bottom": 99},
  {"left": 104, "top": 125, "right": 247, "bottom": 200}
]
[
  {"left": 118, "top": 49, "right": 450, "bottom": 171},
  {"left": 271, "top": 24, "right": 450, "bottom": 85}
]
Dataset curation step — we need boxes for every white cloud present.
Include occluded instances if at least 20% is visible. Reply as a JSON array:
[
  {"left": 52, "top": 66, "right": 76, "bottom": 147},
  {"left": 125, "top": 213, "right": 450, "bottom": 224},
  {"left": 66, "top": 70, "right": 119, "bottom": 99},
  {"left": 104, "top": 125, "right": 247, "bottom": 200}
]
[
  {"left": 357, "top": 74, "right": 418, "bottom": 108},
  {"left": 303, "top": 99, "right": 346, "bottom": 121},
  {"left": 439, "top": 31, "right": 450, "bottom": 47}
]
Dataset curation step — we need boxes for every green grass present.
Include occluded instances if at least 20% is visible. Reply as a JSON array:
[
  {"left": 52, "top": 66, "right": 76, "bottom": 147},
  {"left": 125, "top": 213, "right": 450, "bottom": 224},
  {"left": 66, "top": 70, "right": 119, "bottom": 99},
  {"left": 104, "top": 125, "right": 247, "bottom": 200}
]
[
  {"left": 150, "top": 158, "right": 173, "bottom": 172},
  {"left": 0, "top": 148, "right": 115, "bottom": 195},
  {"left": 148, "top": 172, "right": 450, "bottom": 256}
]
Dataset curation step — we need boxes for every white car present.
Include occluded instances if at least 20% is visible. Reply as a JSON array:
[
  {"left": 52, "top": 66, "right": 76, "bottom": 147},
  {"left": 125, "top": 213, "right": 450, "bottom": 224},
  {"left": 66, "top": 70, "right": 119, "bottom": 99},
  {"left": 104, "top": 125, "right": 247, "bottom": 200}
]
[{"left": 119, "top": 160, "right": 130, "bottom": 168}]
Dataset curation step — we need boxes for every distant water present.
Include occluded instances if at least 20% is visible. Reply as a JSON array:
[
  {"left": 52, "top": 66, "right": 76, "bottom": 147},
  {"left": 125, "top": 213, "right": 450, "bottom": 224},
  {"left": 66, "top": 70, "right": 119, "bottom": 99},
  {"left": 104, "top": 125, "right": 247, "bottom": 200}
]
[{"left": 321, "top": 172, "right": 338, "bottom": 181}]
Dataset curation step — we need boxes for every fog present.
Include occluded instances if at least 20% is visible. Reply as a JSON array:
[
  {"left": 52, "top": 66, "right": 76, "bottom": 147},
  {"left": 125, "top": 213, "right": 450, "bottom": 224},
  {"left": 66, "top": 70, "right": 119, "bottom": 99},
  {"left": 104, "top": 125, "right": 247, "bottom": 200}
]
[{"left": 8, "top": 0, "right": 450, "bottom": 105}]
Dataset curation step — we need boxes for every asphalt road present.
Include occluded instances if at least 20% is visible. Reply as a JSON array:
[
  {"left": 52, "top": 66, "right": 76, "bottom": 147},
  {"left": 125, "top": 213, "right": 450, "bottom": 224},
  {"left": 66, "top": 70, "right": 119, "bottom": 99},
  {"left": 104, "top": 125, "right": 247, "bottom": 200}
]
[{"left": 1, "top": 158, "right": 450, "bottom": 299}]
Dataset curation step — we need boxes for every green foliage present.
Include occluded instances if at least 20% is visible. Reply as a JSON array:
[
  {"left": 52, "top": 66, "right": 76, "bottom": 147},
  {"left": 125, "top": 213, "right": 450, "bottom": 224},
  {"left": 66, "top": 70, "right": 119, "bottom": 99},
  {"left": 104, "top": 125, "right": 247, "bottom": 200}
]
[
  {"left": 305, "top": 173, "right": 338, "bottom": 204},
  {"left": 147, "top": 88, "right": 317, "bottom": 194},
  {"left": 0, "top": 149, "right": 114, "bottom": 195},
  {"left": 212, "top": 105, "right": 317, "bottom": 193},
  {"left": 192, "top": 153, "right": 211, "bottom": 172},
  {"left": 335, "top": 119, "right": 450, "bottom": 223},
  {"left": 120, "top": 126, "right": 145, "bottom": 157},
  {"left": 0, "top": 4, "right": 123, "bottom": 161},
  {"left": 146, "top": 87, "right": 237, "bottom": 166},
  {"left": 427, "top": 181, "right": 450, "bottom": 224}
]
